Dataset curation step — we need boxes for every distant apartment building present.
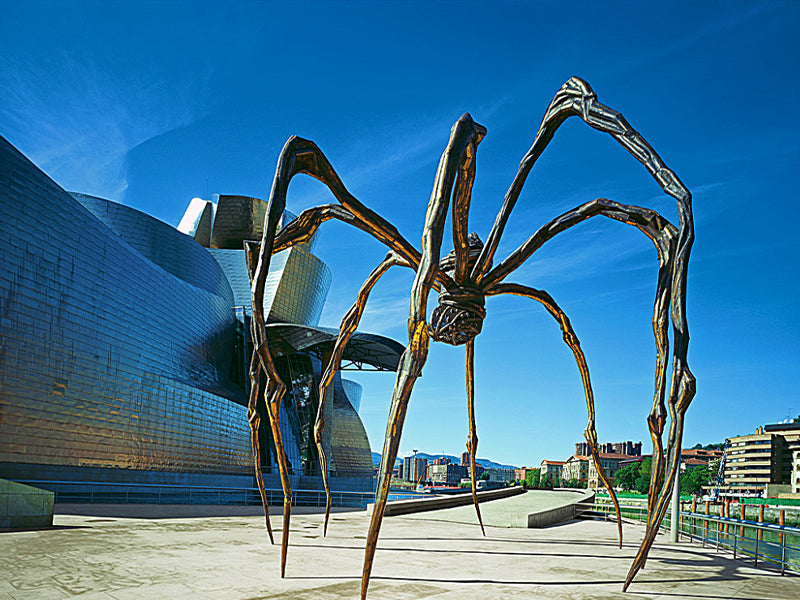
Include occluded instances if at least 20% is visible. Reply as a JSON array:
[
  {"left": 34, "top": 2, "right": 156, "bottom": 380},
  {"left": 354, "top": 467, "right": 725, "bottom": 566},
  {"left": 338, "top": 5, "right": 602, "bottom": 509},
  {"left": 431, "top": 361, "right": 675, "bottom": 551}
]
[
  {"left": 793, "top": 450, "right": 800, "bottom": 495},
  {"left": 587, "top": 453, "right": 631, "bottom": 489},
  {"left": 515, "top": 466, "right": 538, "bottom": 481},
  {"left": 540, "top": 460, "right": 565, "bottom": 484},
  {"left": 403, "top": 456, "right": 428, "bottom": 483},
  {"left": 682, "top": 448, "right": 723, "bottom": 463},
  {"left": 460, "top": 451, "right": 470, "bottom": 466},
  {"left": 723, "top": 423, "right": 800, "bottom": 496},
  {"left": 575, "top": 440, "right": 642, "bottom": 457},
  {"left": 562, "top": 455, "right": 591, "bottom": 485},
  {"left": 482, "top": 467, "right": 515, "bottom": 483},
  {"left": 428, "top": 463, "right": 468, "bottom": 485},
  {"left": 432, "top": 457, "right": 451, "bottom": 466}
]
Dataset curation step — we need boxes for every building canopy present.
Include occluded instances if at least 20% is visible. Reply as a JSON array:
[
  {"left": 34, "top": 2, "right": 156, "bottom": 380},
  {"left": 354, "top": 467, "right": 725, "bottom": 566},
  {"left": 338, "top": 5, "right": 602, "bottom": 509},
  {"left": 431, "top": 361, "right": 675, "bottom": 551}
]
[{"left": 264, "top": 323, "right": 404, "bottom": 372}]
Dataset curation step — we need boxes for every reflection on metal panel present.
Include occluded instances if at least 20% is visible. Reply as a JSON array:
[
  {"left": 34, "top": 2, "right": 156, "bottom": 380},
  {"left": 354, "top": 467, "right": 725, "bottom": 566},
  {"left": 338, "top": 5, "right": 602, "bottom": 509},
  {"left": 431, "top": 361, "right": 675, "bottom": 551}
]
[
  {"left": 0, "top": 137, "right": 249, "bottom": 476},
  {"left": 209, "top": 195, "right": 267, "bottom": 249},
  {"left": 73, "top": 193, "right": 229, "bottom": 297},
  {"left": 328, "top": 374, "right": 372, "bottom": 477},
  {"left": 176, "top": 197, "right": 214, "bottom": 246},
  {"left": 340, "top": 378, "right": 363, "bottom": 413},
  {"left": 208, "top": 249, "right": 251, "bottom": 313},
  {"left": 0, "top": 134, "right": 400, "bottom": 488},
  {"left": 269, "top": 246, "right": 331, "bottom": 326}
]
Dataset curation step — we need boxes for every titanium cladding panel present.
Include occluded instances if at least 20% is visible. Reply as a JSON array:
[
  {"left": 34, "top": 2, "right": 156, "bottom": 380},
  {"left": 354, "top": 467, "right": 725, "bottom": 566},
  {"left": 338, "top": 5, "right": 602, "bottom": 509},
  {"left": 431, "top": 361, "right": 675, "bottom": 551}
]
[{"left": 0, "top": 137, "right": 251, "bottom": 475}]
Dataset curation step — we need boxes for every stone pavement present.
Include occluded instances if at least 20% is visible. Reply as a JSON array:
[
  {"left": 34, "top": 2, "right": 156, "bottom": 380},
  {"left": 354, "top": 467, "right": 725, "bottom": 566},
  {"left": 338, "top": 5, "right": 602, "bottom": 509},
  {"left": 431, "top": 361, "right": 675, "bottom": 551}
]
[{"left": 1, "top": 502, "right": 798, "bottom": 600}]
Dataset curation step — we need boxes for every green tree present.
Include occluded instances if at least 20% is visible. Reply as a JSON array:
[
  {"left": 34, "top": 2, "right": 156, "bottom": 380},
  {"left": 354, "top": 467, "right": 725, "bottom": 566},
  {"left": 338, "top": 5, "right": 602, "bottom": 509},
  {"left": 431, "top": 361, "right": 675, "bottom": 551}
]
[
  {"left": 525, "top": 468, "right": 541, "bottom": 488},
  {"left": 634, "top": 458, "right": 653, "bottom": 495},
  {"left": 680, "top": 465, "right": 712, "bottom": 495},
  {"left": 563, "top": 477, "right": 585, "bottom": 489},
  {"left": 615, "top": 463, "right": 640, "bottom": 491}
]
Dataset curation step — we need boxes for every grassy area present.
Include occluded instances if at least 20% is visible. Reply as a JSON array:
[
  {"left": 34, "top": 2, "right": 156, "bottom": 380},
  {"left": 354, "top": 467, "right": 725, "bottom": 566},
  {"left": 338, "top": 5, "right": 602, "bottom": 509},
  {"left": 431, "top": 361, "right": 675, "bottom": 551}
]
[
  {"left": 596, "top": 491, "right": 694, "bottom": 501},
  {"left": 742, "top": 497, "right": 800, "bottom": 506}
]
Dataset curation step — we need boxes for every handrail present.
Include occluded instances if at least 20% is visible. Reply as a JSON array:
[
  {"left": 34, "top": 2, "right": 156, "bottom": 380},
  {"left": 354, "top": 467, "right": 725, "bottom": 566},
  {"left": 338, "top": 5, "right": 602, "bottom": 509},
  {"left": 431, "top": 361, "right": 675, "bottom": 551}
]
[
  {"left": 10, "top": 479, "right": 376, "bottom": 508},
  {"left": 588, "top": 501, "right": 800, "bottom": 576},
  {"left": 13, "top": 479, "right": 373, "bottom": 495}
]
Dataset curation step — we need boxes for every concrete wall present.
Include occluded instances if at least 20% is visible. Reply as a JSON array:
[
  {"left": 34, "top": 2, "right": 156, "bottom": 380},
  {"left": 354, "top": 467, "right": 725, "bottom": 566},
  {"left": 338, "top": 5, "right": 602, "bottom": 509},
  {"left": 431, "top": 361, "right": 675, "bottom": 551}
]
[
  {"left": 519, "top": 490, "right": 595, "bottom": 528},
  {"left": 369, "top": 486, "right": 524, "bottom": 517},
  {"left": 1, "top": 479, "right": 54, "bottom": 529}
]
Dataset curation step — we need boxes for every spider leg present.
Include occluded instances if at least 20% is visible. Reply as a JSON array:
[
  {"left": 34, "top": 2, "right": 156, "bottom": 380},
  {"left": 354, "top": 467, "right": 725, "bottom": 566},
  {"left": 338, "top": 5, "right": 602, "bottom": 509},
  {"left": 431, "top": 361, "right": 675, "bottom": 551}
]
[
  {"left": 449, "top": 118, "right": 486, "bottom": 284},
  {"left": 360, "top": 113, "right": 484, "bottom": 600},
  {"left": 250, "top": 337, "right": 292, "bottom": 578},
  {"left": 263, "top": 135, "right": 456, "bottom": 291},
  {"left": 465, "top": 339, "right": 485, "bottom": 535},
  {"left": 246, "top": 350, "right": 274, "bottom": 544},
  {"left": 486, "top": 283, "right": 623, "bottom": 547},
  {"left": 314, "top": 252, "right": 410, "bottom": 536},
  {"left": 250, "top": 135, "right": 457, "bottom": 577},
  {"left": 483, "top": 197, "right": 692, "bottom": 590},
  {"left": 472, "top": 75, "right": 692, "bottom": 286}
]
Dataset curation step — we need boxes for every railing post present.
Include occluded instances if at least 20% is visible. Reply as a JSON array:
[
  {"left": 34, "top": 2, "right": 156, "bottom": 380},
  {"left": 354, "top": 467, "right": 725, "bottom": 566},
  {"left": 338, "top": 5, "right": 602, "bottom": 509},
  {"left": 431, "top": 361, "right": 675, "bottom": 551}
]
[
  {"left": 670, "top": 469, "right": 680, "bottom": 542},
  {"left": 739, "top": 503, "right": 745, "bottom": 537},
  {"left": 758, "top": 505, "right": 764, "bottom": 541},
  {"left": 691, "top": 498, "right": 697, "bottom": 542},
  {"left": 754, "top": 533, "right": 758, "bottom": 567},
  {"left": 733, "top": 525, "right": 737, "bottom": 560},
  {"left": 779, "top": 509, "right": 785, "bottom": 544},
  {"left": 704, "top": 500, "right": 710, "bottom": 546},
  {"left": 724, "top": 498, "right": 730, "bottom": 534},
  {"left": 781, "top": 532, "right": 786, "bottom": 576}
]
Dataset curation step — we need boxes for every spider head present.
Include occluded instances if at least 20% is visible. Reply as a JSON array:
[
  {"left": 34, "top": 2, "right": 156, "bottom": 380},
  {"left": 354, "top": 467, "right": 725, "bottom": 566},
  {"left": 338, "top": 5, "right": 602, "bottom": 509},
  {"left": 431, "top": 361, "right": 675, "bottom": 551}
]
[{"left": 430, "top": 288, "right": 485, "bottom": 346}]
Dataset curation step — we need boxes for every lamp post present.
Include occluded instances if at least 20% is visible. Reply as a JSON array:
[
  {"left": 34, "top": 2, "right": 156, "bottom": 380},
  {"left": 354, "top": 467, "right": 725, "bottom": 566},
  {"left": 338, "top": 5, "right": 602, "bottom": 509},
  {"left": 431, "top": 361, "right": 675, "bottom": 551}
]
[
  {"left": 670, "top": 457, "right": 681, "bottom": 543},
  {"left": 413, "top": 449, "right": 418, "bottom": 483}
]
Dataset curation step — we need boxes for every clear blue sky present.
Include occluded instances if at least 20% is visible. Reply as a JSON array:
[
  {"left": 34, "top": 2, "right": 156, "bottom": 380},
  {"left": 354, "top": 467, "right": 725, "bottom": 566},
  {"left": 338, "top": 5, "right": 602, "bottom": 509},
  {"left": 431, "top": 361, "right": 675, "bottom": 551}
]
[{"left": 2, "top": 1, "right": 798, "bottom": 467}]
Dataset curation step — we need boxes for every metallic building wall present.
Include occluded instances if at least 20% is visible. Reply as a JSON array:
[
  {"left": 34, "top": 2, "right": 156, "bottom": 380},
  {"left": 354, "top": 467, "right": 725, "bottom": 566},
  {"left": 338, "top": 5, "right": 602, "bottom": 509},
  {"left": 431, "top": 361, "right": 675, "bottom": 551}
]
[
  {"left": 340, "top": 378, "right": 363, "bottom": 413},
  {"left": 207, "top": 249, "right": 252, "bottom": 313},
  {"left": 72, "top": 193, "right": 231, "bottom": 299},
  {"left": 265, "top": 246, "right": 331, "bottom": 326},
  {"left": 328, "top": 376, "right": 372, "bottom": 477},
  {"left": 208, "top": 245, "right": 330, "bottom": 327},
  {"left": 0, "top": 136, "right": 251, "bottom": 477}
]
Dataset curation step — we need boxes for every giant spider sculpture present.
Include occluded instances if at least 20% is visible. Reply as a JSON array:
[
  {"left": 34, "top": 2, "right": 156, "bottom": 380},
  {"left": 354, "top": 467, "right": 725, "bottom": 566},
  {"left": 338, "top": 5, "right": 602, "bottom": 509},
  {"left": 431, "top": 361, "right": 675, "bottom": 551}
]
[{"left": 247, "top": 76, "right": 694, "bottom": 598}]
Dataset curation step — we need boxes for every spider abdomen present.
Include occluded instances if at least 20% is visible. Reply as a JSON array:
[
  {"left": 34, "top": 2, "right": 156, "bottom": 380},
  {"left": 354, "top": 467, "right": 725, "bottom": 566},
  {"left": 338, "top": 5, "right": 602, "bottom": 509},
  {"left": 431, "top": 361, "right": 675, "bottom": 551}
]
[{"left": 430, "top": 288, "right": 485, "bottom": 346}]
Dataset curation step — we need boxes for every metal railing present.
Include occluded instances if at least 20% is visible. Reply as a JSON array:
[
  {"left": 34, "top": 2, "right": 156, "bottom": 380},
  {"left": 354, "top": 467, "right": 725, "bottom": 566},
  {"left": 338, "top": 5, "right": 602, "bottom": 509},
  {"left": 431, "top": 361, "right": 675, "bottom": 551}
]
[
  {"left": 589, "top": 502, "right": 800, "bottom": 576},
  {"left": 14, "top": 479, "right": 375, "bottom": 508}
]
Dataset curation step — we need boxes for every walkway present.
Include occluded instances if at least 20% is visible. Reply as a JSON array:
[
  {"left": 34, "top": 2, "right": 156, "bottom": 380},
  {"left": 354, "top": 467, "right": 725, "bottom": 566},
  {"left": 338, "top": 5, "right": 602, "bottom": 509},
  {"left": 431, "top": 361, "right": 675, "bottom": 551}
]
[
  {"left": 401, "top": 488, "right": 591, "bottom": 527},
  {"left": 0, "top": 501, "right": 797, "bottom": 599}
]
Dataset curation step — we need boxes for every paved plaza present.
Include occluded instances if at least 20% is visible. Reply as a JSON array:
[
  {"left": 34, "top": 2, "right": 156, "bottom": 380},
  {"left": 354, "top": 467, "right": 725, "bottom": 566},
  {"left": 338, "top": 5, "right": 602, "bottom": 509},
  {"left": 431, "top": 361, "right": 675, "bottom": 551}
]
[{"left": 1, "top": 497, "right": 798, "bottom": 600}]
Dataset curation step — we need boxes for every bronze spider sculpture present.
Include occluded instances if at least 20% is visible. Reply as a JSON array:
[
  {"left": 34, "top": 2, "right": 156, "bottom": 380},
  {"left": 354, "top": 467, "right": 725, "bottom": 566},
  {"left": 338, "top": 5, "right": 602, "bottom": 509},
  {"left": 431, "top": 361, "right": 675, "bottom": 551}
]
[{"left": 247, "top": 76, "right": 695, "bottom": 598}]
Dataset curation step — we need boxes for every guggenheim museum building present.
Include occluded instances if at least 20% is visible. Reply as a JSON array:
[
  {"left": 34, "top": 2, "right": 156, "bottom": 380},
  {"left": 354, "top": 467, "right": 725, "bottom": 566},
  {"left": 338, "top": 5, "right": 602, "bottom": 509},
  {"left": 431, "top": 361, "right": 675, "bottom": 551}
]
[{"left": 0, "top": 134, "right": 402, "bottom": 499}]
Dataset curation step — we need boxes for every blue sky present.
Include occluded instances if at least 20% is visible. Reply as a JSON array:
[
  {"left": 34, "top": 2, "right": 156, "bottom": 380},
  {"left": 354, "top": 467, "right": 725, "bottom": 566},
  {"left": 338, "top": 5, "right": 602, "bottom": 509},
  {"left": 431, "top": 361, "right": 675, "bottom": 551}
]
[{"left": 2, "top": 1, "right": 798, "bottom": 467}]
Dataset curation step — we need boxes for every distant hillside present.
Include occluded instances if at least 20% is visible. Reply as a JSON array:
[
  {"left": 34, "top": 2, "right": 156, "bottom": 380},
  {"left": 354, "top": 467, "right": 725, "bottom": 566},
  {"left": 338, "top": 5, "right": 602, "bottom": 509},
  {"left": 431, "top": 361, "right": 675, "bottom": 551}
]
[{"left": 371, "top": 451, "right": 518, "bottom": 471}]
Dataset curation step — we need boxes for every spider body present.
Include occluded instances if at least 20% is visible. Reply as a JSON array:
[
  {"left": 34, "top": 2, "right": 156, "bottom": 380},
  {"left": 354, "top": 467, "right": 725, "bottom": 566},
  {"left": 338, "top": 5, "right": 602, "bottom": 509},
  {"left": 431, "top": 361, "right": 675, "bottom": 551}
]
[
  {"left": 248, "top": 77, "right": 695, "bottom": 599},
  {"left": 430, "top": 288, "right": 485, "bottom": 345}
]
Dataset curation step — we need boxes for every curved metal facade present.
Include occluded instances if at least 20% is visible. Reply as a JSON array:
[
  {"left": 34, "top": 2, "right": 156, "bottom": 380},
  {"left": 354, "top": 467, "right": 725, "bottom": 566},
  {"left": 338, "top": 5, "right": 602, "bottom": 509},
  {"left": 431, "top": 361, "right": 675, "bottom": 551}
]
[
  {"left": 0, "top": 136, "right": 251, "bottom": 480},
  {"left": 0, "top": 135, "right": 400, "bottom": 492}
]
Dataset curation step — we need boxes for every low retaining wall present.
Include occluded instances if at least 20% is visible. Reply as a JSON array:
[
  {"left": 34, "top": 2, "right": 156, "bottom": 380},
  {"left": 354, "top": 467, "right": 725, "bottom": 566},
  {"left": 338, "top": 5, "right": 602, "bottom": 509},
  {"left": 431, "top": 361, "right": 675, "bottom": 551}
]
[
  {"left": 368, "top": 485, "right": 525, "bottom": 517},
  {"left": 1, "top": 479, "right": 54, "bottom": 529},
  {"left": 520, "top": 490, "right": 595, "bottom": 528}
]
